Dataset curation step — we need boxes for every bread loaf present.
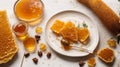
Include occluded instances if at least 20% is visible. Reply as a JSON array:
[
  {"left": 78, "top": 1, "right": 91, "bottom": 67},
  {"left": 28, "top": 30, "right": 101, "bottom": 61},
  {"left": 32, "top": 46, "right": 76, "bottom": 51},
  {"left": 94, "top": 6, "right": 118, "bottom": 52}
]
[{"left": 78, "top": 0, "right": 120, "bottom": 35}]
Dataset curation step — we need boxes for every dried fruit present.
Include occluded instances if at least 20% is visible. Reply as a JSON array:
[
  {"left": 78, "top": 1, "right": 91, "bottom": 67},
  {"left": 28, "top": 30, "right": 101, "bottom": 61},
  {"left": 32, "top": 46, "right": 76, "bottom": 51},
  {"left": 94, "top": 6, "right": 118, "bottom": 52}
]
[
  {"left": 47, "top": 52, "right": 51, "bottom": 59},
  {"left": 40, "top": 43, "right": 47, "bottom": 51},
  {"left": 35, "top": 35, "right": 41, "bottom": 43},
  {"left": 79, "top": 61, "right": 85, "bottom": 67},
  {"left": 36, "top": 27, "right": 42, "bottom": 34},
  {"left": 87, "top": 58, "right": 96, "bottom": 67},
  {"left": 38, "top": 51, "right": 42, "bottom": 57},
  {"left": 32, "top": 58, "right": 38, "bottom": 64},
  {"left": 24, "top": 53, "right": 30, "bottom": 58},
  {"left": 107, "top": 39, "right": 116, "bottom": 47}
]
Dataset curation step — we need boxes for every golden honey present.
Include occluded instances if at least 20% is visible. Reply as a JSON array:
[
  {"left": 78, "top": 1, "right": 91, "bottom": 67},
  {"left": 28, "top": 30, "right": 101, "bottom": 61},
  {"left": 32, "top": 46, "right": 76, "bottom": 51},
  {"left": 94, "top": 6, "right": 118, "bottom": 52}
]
[
  {"left": 87, "top": 58, "right": 96, "bottom": 67},
  {"left": 40, "top": 43, "right": 47, "bottom": 51},
  {"left": 23, "top": 37, "right": 36, "bottom": 53},
  {"left": 36, "top": 26, "right": 42, "bottom": 34},
  {"left": 107, "top": 39, "right": 116, "bottom": 47},
  {"left": 14, "top": 0, "right": 44, "bottom": 26},
  {"left": 97, "top": 48, "right": 115, "bottom": 63},
  {"left": 13, "top": 22, "right": 28, "bottom": 41}
]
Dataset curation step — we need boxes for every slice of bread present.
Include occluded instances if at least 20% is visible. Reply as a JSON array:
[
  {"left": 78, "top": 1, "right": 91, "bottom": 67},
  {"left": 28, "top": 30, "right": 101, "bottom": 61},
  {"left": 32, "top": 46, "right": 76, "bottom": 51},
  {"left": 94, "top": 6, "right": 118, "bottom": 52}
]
[
  {"left": 51, "top": 20, "right": 65, "bottom": 34},
  {"left": 97, "top": 48, "right": 114, "bottom": 63},
  {"left": 60, "top": 21, "right": 78, "bottom": 42},
  {"left": 77, "top": 28, "right": 89, "bottom": 44}
]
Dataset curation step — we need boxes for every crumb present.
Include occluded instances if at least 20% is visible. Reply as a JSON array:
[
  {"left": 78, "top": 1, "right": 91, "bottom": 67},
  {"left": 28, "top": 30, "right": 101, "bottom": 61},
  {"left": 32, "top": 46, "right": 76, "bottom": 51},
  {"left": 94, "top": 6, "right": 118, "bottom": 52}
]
[{"left": 35, "top": 35, "right": 41, "bottom": 43}]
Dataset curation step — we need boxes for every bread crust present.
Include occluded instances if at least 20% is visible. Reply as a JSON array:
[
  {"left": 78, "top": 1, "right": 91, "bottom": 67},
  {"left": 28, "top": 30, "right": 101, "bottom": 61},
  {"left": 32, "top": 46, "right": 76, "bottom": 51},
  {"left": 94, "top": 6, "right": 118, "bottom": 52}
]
[{"left": 78, "top": 0, "right": 120, "bottom": 35}]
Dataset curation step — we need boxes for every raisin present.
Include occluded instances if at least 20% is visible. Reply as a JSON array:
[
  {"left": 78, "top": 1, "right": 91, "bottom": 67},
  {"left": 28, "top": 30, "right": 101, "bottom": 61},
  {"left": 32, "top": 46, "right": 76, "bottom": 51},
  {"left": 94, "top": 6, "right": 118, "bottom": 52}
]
[
  {"left": 32, "top": 58, "right": 38, "bottom": 64},
  {"left": 35, "top": 35, "right": 40, "bottom": 43},
  {"left": 47, "top": 52, "right": 51, "bottom": 59},
  {"left": 38, "top": 51, "right": 42, "bottom": 57},
  {"left": 24, "top": 53, "right": 30, "bottom": 58},
  {"left": 79, "top": 61, "right": 85, "bottom": 67}
]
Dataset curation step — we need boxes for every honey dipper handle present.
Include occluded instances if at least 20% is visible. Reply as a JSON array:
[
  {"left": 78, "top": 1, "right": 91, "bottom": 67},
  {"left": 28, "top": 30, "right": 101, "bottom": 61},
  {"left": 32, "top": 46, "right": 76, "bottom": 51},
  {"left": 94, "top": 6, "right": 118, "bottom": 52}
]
[{"left": 78, "top": 0, "right": 120, "bottom": 35}]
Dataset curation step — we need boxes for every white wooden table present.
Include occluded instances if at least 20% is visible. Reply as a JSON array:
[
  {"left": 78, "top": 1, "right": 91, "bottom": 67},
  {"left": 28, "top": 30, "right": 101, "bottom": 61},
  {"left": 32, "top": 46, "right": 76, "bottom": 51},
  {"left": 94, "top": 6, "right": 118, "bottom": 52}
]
[{"left": 0, "top": 0, "right": 119, "bottom": 67}]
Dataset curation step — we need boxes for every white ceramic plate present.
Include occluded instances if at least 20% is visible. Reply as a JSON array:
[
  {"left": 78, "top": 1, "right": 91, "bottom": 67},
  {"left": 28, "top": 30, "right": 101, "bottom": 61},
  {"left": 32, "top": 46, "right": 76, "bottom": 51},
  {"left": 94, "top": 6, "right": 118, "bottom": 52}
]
[{"left": 45, "top": 10, "right": 99, "bottom": 57}]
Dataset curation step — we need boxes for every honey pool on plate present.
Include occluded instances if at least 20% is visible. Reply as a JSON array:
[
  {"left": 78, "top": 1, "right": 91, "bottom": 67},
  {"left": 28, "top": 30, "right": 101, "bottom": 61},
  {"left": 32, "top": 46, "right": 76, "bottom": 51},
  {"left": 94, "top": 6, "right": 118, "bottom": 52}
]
[{"left": 14, "top": 0, "right": 44, "bottom": 26}]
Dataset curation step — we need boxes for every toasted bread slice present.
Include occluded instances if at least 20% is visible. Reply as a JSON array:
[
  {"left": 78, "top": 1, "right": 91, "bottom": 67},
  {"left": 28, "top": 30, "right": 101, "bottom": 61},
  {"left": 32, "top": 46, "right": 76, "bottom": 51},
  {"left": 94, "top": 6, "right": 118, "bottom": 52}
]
[
  {"left": 60, "top": 21, "right": 78, "bottom": 42},
  {"left": 0, "top": 11, "right": 18, "bottom": 64},
  {"left": 51, "top": 20, "right": 65, "bottom": 34},
  {"left": 97, "top": 48, "right": 114, "bottom": 63},
  {"left": 77, "top": 28, "right": 89, "bottom": 44}
]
